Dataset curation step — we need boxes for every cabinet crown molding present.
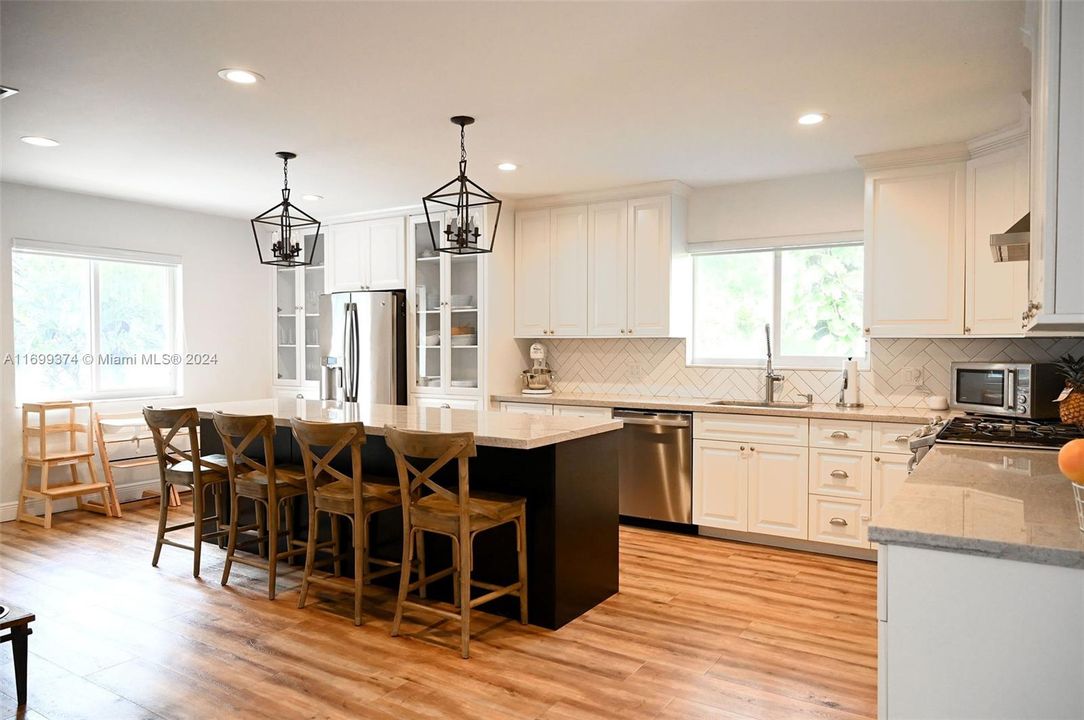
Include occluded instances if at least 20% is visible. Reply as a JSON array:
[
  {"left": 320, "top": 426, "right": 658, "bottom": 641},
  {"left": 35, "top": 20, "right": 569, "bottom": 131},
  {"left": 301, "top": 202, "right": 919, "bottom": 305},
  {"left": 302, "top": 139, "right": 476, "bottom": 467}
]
[
  {"left": 855, "top": 142, "right": 970, "bottom": 172},
  {"left": 967, "top": 121, "right": 1030, "bottom": 159},
  {"left": 515, "top": 180, "right": 692, "bottom": 211}
]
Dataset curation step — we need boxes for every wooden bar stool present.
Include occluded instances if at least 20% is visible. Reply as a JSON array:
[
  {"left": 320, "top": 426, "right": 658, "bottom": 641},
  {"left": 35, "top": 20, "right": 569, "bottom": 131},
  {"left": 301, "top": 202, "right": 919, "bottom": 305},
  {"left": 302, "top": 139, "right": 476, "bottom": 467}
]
[
  {"left": 17, "top": 400, "right": 114, "bottom": 528},
  {"left": 385, "top": 426, "right": 528, "bottom": 659},
  {"left": 292, "top": 419, "right": 428, "bottom": 625},
  {"left": 214, "top": 412, "right": 307, "bottom": 600},
  {"left": 94, "top": 410, "right": 182, "bottom": 517},
  {"left": 143, "top": 408, "right": 231, "bottom": 578}
]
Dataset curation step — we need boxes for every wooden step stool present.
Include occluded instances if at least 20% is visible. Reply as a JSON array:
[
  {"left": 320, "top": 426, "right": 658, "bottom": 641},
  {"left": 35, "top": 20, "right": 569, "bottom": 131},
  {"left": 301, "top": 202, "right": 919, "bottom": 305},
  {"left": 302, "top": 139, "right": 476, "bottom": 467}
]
[{"left": 17, "top": 401, "right": 115, "bottom": 528}]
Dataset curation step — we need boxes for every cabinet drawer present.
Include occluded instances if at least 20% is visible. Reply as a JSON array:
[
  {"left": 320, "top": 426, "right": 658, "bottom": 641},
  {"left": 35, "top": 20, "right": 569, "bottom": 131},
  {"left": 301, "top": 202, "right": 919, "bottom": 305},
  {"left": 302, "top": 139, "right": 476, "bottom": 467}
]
[
  {"left": 810, "top": 448, "right": 872, "bottom": 499},
  {"left": 694, "top": 413, "right": 808, "bottom": 446},
  {"left": 872, "top": 422, "right": 924, "bottom": 454},
  {"left": 553, "top": 404, "right": 612, "bottom": 419},
  {"left": 809, "top": 419, "right": 872, "bottom": 451},
  {"left": 415, "top": 396, "right": 479, "bottom": 411},
  {"left": 809, "top": 497, "right": 871, "bottom": 548},
  {"left": 499, "top": 402, "right": 553, "bottom": 416}
]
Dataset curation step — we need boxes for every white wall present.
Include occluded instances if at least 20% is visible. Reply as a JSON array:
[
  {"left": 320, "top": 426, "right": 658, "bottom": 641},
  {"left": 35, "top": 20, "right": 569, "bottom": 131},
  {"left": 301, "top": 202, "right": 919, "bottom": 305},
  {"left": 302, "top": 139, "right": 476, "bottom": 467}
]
[
  {"left": 687, "top": 169, "right": 864, "bottom": 246},
  {"left": 0, "top": 182, "right": 271, "bottom": 517}
]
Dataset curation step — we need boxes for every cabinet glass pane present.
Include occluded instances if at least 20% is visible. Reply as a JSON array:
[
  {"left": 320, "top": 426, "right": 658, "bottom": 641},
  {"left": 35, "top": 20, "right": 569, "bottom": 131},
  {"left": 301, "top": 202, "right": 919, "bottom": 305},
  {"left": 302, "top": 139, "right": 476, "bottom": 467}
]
[
  {"left": 276, "top": 268, "right": 298, "bottom": 382},
  {"left": 413, "top": 218, "right": 443, "bottom": 388},
  {"left": 448, "top": 208, "right": 481, "bottom": 388}
]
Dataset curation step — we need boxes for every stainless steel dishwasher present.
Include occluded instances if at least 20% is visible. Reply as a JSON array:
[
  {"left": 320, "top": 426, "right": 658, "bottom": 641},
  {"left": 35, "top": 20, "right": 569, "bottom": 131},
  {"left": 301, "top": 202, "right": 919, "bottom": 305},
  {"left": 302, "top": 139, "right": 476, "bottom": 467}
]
[{"left": 612, "top": 408, "right": 693, "bottom": 524}]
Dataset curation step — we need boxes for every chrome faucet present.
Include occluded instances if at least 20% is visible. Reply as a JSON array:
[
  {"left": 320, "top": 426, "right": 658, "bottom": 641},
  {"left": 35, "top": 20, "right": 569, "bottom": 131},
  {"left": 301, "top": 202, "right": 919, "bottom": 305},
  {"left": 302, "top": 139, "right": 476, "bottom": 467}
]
[{"left": 764, "top": 323, "right": 784, "bottom": 403}]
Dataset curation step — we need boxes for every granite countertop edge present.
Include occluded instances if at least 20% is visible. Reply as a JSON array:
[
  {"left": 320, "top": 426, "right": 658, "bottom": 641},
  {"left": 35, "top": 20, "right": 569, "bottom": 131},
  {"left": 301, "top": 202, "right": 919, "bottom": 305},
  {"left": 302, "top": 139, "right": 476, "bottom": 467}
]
[
  {"left": 868, "top": 527, "right": 1084, "bottom": 570},
  {"left": 490, "top": 392, "right": 943, "bottom": 424}
]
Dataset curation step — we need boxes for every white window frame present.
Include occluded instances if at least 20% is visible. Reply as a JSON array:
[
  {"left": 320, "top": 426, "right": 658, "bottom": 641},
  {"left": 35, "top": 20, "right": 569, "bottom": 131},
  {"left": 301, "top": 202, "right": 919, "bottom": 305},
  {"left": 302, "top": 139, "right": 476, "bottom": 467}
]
[
  {"left": 11, "top": 238, "right": 184, "bottom": 402},
  {"left": 689, "top": 239, "right": 868, "bottom": 370}
]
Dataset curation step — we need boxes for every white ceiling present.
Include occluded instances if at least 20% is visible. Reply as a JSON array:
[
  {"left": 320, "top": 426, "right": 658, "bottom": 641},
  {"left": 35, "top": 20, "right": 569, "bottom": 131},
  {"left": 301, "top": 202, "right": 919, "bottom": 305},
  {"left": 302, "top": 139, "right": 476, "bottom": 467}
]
[{"left": 0, "top": 1, "right": 1029, "bottom": 219}]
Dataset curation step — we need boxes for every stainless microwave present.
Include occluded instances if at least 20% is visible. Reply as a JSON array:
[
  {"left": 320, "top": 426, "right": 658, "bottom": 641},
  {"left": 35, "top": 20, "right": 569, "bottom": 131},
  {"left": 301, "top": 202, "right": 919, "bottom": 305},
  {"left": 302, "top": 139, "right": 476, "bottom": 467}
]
[{"left": 950, "top": 362, "right": 1063, "bottom": 419}]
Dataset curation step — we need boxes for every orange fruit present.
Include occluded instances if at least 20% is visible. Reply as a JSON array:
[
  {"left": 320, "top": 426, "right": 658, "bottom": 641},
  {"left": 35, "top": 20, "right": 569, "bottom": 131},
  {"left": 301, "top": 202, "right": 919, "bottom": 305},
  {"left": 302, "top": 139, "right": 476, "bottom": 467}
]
[{"left": 1057, "top": 439, "right": 1084, "bottom": 483}]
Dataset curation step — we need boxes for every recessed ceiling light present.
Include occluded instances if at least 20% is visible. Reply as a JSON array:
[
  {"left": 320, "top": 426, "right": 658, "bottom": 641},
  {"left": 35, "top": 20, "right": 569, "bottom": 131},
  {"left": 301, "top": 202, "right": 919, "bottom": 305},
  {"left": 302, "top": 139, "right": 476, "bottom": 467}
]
[
  {"left": 20, "top": 135, "right": 59, "bottom": 147},
  {"left": 798, "top": 113, "right": 828, "bottom": 126},
  {"left": 302, "top": 194, "right": 323, "bottom": 202},
  {"left": 497, "top": 162, "right": 518, "bottom": 172},
  {"left": 217, "top": 68, "right": 264, "bottom": 85},
  {"left": 0, "top": 85, "right": 19, "bottom": 100}
]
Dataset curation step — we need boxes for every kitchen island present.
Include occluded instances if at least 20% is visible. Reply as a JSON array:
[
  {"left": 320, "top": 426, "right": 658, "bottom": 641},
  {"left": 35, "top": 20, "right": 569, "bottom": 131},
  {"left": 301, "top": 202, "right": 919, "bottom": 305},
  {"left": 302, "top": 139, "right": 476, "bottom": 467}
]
[
  {"left": 191, "top": 398, "right": 623, "bottom": 630},
  {"left": 869, "top": 446, "right": 1084, "bottom": 720}
]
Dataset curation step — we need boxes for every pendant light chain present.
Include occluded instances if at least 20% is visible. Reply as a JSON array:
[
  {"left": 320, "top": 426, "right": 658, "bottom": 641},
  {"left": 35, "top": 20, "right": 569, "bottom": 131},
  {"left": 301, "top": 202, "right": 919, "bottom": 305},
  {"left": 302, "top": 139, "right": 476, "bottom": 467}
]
[
  {"left": 459, "top": 124, "right": 467, "bottom": 177},
  {"left": 282, "top": 155, "right": 289, "bottom": 190}
]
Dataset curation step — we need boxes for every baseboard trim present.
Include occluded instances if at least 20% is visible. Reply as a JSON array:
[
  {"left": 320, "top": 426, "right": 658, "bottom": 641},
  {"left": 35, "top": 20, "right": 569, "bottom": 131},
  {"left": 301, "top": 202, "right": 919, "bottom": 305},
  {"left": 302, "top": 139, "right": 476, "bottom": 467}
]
[
  {"left": 0, "top": 478, "right": 186, "bottom": 523},
  {"left": 697, "top": 526, "right": 878, "bottom": 562}
]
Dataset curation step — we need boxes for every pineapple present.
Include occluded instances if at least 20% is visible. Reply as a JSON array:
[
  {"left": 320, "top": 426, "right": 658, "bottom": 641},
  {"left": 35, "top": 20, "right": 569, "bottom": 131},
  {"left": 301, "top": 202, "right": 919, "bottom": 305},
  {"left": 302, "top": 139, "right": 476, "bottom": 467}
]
[{"left": 1054, "top": 354, "right": 1084, "bottom": 426}]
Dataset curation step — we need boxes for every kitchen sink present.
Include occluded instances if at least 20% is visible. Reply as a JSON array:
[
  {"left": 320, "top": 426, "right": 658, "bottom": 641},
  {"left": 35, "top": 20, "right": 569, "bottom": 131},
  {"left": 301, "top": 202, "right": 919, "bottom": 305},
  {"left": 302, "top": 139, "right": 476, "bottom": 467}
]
[{"left": 708, "top": 400, "right": 812, "bottom": 409}]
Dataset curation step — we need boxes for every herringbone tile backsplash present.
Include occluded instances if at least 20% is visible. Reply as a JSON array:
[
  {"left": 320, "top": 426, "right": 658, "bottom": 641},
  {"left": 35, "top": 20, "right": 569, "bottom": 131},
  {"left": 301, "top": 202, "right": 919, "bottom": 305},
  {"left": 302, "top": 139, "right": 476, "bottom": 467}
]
[{"left": 538, "top": 337, "right": 1084, "bottom": 408}]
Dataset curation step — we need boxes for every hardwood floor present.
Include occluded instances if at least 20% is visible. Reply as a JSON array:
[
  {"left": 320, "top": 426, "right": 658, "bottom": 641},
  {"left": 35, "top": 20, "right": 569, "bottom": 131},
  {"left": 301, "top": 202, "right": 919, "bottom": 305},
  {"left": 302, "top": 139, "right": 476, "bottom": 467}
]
[{"left": 0, "top": 500, "right": 877, "bottom": 720}]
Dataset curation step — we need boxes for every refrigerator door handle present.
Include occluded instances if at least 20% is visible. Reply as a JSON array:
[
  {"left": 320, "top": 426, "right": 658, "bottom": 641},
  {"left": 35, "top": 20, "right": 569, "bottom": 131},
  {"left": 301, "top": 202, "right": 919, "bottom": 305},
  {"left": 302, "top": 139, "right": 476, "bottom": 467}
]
[{"left": 344, "top": 302, "right": 360, "bottom": 402}]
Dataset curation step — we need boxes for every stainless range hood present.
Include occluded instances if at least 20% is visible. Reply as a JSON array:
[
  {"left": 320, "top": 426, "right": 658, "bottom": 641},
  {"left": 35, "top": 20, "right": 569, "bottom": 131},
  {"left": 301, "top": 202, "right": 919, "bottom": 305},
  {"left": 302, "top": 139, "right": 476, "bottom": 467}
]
[{"left": 990, "top": 213, "right": 1030, "bottom": 262}]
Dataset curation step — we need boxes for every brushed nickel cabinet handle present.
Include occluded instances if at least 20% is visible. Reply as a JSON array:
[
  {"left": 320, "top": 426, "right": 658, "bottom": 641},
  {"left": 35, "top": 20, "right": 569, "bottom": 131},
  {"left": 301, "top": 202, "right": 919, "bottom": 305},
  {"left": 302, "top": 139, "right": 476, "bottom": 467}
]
[
  {"left": 830, "top": 431, "right": 850, "bottom": 439},
  {"left": 829, "top": 517, "right": 849, "bottom": 527},
  {"left": 830, "top": 470, "right": 849, "bottom": 480},
  {"left": 894, "top": 435, "right": 910, "bottom": 443}
]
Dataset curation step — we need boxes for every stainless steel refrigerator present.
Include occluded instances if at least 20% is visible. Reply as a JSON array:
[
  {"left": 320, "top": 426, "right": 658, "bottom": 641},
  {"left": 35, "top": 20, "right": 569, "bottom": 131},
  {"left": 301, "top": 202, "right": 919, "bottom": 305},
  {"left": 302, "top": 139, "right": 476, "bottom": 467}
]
[{"left": 318, "top": 290, "right": 407, "bottom": 405}]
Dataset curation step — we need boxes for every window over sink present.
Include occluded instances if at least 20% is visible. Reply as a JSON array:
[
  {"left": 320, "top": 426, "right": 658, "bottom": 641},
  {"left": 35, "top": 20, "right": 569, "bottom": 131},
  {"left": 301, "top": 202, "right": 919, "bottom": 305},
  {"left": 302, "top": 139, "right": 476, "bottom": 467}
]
[
  {"left": 11, "top": 240, "right": 182, "bottom": 402},
  {"left": 691, "top": 242, "right": 866, "bottom": 368}
]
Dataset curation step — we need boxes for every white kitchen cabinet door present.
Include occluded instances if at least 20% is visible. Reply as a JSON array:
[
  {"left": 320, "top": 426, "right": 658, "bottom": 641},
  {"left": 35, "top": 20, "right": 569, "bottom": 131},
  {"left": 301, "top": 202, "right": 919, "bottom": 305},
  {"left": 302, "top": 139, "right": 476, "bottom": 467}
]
[
  {"left": 966, "top": 142, "right": 1029, "bottom": 335},
  {"left": 325, "top": 221, "right": 368, "bottom": 292},
  {"left": 549, "top": 206, "right": 589, "bottom": 336},
  {"left": 587, "top": 200, "right": 629, "bottom": 336},
  {"left": 864, "top": 163, "right": 966, "bottom": 336},
  {"left": 872, "top": 453, "right": 911, "bottom": 511},
  {"left": 627, "top": 196, "right": 671, "bottom": 336},
  {"left": 366, "top": 217, "right": 406, "bottom": 290},
  {"left": 810, "top": 448, "right": 872, "bottom": 500},
  {"left": 499, "top": 402, "right": 553, "bottom": 415},
  {"left": 553, "top": 405, "right": 612, "bottom": 419},
  {"left": 747, "top": 444, "right": 808, "bottom": 539},
  {"left": 693, "top": 439, "right": 748, "bottom": 531},
  {"left": 809, "top": 497, "right": 871, "bottom": 548},
  {"left": 515, "top": 209, "right": 551, "bottom": 337}
]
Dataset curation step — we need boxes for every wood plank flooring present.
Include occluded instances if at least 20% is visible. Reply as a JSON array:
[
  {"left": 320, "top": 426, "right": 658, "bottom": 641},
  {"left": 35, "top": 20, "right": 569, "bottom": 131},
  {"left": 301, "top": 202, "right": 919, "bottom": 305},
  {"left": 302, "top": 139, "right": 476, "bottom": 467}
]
[{"left": 0, "top": 500, "right": 877, "bottom": 720}]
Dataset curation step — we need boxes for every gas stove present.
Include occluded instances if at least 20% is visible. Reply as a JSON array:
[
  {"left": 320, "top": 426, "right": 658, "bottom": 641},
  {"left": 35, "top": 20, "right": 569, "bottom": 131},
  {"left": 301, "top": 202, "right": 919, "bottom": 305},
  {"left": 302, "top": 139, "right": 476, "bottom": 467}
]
[{"left": 935, "top": 415, "right": 1084, "bottom": 450}]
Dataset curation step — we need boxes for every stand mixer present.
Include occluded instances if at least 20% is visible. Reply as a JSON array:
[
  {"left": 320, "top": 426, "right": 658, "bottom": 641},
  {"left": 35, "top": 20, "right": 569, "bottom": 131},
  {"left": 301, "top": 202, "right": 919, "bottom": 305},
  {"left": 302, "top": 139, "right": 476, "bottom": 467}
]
[{"left": 521, "top": 342, "right": 555, "bottom": 395}]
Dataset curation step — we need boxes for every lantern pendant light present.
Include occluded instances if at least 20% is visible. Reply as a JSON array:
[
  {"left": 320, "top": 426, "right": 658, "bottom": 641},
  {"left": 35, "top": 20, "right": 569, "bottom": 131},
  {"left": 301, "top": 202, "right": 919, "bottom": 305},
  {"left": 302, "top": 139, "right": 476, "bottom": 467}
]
[
  {"left": 422, "top": 116, "right": 502, "bottom": 255},
  {"left": 250, "top": 151, "right": 321, "bottom": 267}
]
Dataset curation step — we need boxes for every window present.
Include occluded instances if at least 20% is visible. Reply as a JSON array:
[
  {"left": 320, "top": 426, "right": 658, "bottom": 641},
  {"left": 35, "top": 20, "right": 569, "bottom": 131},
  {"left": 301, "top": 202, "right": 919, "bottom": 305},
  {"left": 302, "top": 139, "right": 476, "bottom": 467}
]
[
  {"left": 692, "top": 243, "right": 865, "bottom": 367},
  {"left": 12, "top": 241, "right": 182, "bottom": 401}
]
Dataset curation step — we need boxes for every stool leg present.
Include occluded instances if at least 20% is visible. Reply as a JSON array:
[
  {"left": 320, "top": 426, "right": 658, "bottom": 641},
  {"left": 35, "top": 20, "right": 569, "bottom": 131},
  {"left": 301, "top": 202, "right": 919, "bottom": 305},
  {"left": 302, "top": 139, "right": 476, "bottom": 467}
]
[
  {"left": 213, "top": 483, "right": 226, "bottom": 548},
  {"left": 458, "top": 532, "right": 471, "bottom": 659},
  {"left": 330, "top": 514, "right": 342, "bottom": 577},
  {"left": 11, "top": 625, "right": 28, "bottom": 707},
  {"left": 284, "top": 497, "right": 296, "bottom": 566},
  {"left": 517, "top": 515, "right": 528, "bottom": 625},
  {"left": 416, "top": 529, "right": 427, "bottom": 600},
  {"left": 221, "top": 489, "right": 240, "bottom": 587},
  {"left": 255, "top": 500, "right": 267, "bottom": 558},
  {"left": 152, "top": 481, "right": 169, "bottom": 567},
  {"left": 353, "top": 514, "right": 363, "bottom": 626},
  {"left": 41, "top": 465, "right": 52, "bottom": 530},
  {"left": 391, "top": 527, "right": 416, "bottom": 637},
  {"left": 267, "top": 499, "right": 279, "bottom": 600},
  {"left": 17, "top": 463, "right": 30, "bottom": 524},
  {"left": 298, "top": 505, "right": 318, "bottom": 609},
  {"left": 191, "top": 481, "right": 204, "bottom": 578}
]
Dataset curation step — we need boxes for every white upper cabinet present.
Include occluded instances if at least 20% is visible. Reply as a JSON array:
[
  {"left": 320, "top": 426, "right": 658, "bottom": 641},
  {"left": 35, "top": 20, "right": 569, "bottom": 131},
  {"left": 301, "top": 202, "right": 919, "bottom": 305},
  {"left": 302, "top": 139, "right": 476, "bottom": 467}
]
[
  {"left": 587, "top": 200, "right": 629, "bottom": 336},
  {"left": 863, "top": 161, "right": 966, "bottom": 337},
  {"left": 514, "top": 209, "right": 551, "bottom": 337},
  {"left": 325, "top": 217, "right": 406, "bottom": 292},
  {"left": 1027, "top": 0, "right": 1084, "bottom": 330},
  {"left": 549, "top": 205, "right": 589, "bottom": 336},
  {"left": 513, "top": 186, "right": 688, "bottom": 338},
  {"left": 627, "top": 196, "right": 672, "bottom": 336},
  {"left": 966, "top": 139, "right": 1030, "bottom": 336}
]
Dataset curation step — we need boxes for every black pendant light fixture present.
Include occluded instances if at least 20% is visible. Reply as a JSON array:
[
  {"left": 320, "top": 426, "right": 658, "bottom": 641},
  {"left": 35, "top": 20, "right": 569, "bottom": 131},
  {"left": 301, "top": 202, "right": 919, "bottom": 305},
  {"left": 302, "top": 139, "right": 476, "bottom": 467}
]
[
  {"left": 422, "top": 116, "right": 501, "bottom": 255},
  {"left": 250, "top": 151, "right": 321, "bottom": 267}
]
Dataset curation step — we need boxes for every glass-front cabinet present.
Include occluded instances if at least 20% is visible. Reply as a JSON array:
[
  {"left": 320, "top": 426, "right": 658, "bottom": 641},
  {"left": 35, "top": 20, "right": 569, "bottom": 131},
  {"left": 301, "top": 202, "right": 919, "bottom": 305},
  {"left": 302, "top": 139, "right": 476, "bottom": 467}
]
[
  {"left": 408, "top": 212, "right": 484, "bottom": 397},
  {"left": 274, "top": 231, "right": 324, "bottom": 390}
]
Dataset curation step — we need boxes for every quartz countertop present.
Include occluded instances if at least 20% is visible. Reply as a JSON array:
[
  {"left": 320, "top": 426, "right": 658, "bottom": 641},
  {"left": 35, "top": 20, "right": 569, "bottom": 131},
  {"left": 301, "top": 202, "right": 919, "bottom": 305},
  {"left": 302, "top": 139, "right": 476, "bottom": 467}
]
[
  {"left": 490, "top": 391, "right": 946, "bottom": 424},
  {"left": 869, "top": 446, "right": 1084, "bottom": 568},
  {"left": 188, "top": 398, "right": 623, "bottom": 450}
]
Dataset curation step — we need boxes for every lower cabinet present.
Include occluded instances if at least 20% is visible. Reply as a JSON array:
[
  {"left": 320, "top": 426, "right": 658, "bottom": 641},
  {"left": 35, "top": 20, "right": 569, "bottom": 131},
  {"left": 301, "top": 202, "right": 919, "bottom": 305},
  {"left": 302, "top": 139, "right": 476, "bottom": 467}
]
[
  {"left": 413, "top": 395, "right": 479, "bottom": 411},
  {"left": 553, "top": 404, "right": 612, "bottom": 419},
  {"left": 809, "top": 496, "right": 872, "bottom": 548},
  {"left": 747, "top": 444, "right": 809, "bottom": 539},
  {"left": 693, "top": 439, "right": 807, "bottom": 539},
  {"left": 872, "top": 452, "right": 911, "bottom": 510}
]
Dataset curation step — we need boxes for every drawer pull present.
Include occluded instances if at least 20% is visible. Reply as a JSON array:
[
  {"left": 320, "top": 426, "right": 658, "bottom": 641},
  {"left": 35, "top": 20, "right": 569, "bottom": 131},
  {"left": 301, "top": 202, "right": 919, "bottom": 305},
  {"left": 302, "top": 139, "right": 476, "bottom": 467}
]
[
  {"left": 829, "top": 470, "right": 850, "bottom": 480},
  {"left": 830, "top": 431, "right": 850, "bottom": 439},
  {"left": 894, "top": 435, "right": 910, "bottom": 443},
  {"left": 829, "top": 517, "right": 849, "bottom": 527}
]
